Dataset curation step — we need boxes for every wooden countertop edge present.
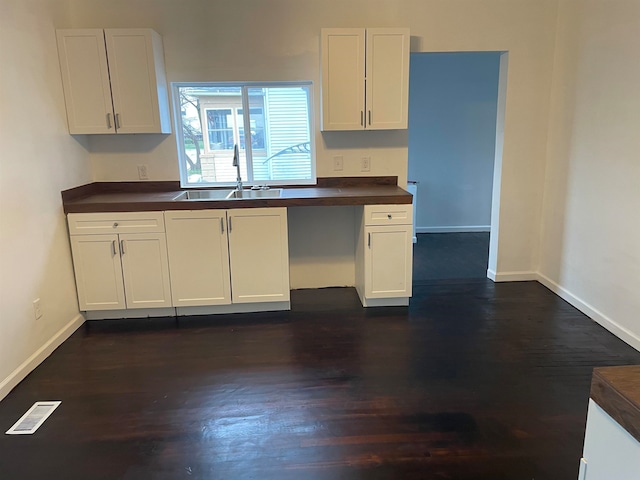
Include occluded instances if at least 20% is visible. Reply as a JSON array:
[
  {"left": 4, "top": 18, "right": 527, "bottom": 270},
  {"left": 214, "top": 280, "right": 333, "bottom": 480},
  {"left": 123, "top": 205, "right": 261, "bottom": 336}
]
[
  {"left": 63, "top": 193, "right": 412, "bottom": 214},
  {"left": 61, "top": 177, "right": 412, "bottom": 214},
  {"left": 590, "top": 366, "right": 640, "bottom": 443}
]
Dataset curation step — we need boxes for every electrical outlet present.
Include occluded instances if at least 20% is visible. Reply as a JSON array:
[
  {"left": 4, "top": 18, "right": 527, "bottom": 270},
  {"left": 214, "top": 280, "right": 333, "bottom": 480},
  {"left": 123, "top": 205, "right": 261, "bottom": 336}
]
[
  {"left": 333, "top": 155, "right": 344, "bottom": 171},
  {"left": 33, "top": 298, "right": 43, "bottom": 320},
  {"left": 361, "top": 156, "right": 371, "bottom": 172},
  {"left": 137, "top": 164, "right": 149, "bottom": 180}
]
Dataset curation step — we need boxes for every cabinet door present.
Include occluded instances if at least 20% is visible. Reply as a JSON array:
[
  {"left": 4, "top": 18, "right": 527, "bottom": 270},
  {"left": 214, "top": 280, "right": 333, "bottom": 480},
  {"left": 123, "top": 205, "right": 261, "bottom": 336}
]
[
  {"left": 164, "top": 210, "right": 231, "bottom": 307},
  {"left": 105, "top": 29, "right": 170, "bottom": 134},
  {"left": 56, "top": 29, "right": 115, "bottom": 134},
  {"left": 582, "top": 399, "right": 640, "bottom": 480},
  {"left": 365, "top": 28, "right": 410, "bottom": 130},
  {"left": 365, "top": 225, "right": 413, "bottom": 298},
  {"left": 119, "top": 233, "right": 172, "bottom": 308},
  {"left": 321, "top": 28, "right": 365, "bottom": 131},
  {"left": 227, "top": 208, "right": 290, "bottom": 303},
  {"left": 70, "top": 234, "right": 125, "bottom": 310}
]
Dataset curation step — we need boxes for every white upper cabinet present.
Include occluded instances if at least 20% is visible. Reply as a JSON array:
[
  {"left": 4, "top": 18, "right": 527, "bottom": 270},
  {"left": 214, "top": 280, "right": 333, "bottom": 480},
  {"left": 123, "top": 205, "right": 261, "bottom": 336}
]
[
  {"left": 366, "top": 29, "right": 411, "bottom": 130},
  {"left": 321, "top": 29, "right": 365, "bottom": 131},
  {"left": 56, "top": 28, "right": 171, "bottom": 134},
  {"left": 321, "top": 28, "right": 410, "bottom": 131}
]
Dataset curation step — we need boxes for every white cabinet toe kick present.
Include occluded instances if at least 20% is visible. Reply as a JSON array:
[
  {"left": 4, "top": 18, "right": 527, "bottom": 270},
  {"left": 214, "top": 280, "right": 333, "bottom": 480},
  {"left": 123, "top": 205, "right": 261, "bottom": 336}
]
[{"left": 68, "top": 204, "right": 412, "bottom": 319}]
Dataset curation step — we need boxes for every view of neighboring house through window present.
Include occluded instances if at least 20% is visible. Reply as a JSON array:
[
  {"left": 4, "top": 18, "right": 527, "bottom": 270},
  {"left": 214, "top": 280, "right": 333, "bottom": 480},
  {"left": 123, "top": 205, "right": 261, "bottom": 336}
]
[{"left": 174, "top": 83, "right": 314, "bottom": 187}]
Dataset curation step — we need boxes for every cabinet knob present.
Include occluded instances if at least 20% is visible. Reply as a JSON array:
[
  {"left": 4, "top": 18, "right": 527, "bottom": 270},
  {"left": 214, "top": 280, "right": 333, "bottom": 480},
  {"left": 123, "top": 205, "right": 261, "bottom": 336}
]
[
  {"left": 387, "top": 214, "right": 392, "bottom": 219},
  {"left": 113, "top": 222, "right": 119, "bottom": 228}
]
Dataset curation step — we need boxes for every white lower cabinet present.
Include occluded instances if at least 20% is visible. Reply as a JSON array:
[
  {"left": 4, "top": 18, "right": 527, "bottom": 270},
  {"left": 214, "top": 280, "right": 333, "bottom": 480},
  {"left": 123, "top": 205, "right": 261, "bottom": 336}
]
[
  {"left": 68, "top": 212, "right": 172, "bottom": 311},
  {"left": 164, "top": 210, "right": 231, "bottom": 307},
  {"left": 164, "top": 207, "right": 289, "bottom": 308},
  {"left": 365, "top": 225, "right": 413, "bottom": 298},
  {"left": 578, "top": 399, "right": 640, "bottom": 480},
  {"left": 227, "top": 208, "right": 290, "bottom": 303},
  {"left": 118, "top": 233, "right": 172, "bottom": 309},
  {"left": 356, "top": 204, "right": 413, "bottom": 306},
  {"left": 70, "top": 234, "right": 126, "bottom": 310}
]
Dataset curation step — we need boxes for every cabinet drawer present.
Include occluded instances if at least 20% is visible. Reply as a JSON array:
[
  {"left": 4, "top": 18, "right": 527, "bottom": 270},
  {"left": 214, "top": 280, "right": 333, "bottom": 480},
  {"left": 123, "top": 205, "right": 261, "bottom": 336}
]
[
  {"left": 68, "top": 212, "right": 165, "bottom": 235},
  {"left": 364, "top": 204, "right": 412, "bottom": 226}
]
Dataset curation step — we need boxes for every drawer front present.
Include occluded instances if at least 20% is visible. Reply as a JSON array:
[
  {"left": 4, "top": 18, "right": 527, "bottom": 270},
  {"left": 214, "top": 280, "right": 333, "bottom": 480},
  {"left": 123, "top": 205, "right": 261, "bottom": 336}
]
[
  {"left": 364, "top": 204, "right": 412, "bottom": 226},
  {"left": 68, "top": 212, "right": 165, "bottom": 235}
]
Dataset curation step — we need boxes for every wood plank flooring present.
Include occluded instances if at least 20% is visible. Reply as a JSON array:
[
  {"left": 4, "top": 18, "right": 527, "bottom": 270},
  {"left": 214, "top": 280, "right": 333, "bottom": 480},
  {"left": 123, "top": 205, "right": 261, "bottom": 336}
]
[
  {"left": 413, "top": 232, "right": 490, "bottom": 282},
  {"left": 1, "top": 282, "right": 639, "bottom": 479}
]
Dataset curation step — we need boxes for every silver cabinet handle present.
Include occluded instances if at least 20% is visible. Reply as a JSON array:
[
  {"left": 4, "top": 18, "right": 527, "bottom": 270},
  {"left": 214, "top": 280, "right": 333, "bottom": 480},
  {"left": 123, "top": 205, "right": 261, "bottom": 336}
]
[
  {"left": 111, "top": 240, "right": 117, "bottom": 256},
  {"left": 120, "top": 239, "right": 125, "bottom": 254},
  {"left": 115, "top": 113, "right": 121, "bottom": 130},
  {"left": 228, "top": 217, "right": 232, "bottom": 232},
  {"left": 368, "top": 232, "right": 371, "bottom": 248},
  {"left": 106, "top": 113, "right": 112, "bottom": 129},
  {"left": 361, "top": 111, "right": 364, "bottom": 126},
  {"left": 220, "top": 217, "right": 225, "bottom": 234},
  {"left": 368, "top": 110, "right": 372, "bottom": 125}
]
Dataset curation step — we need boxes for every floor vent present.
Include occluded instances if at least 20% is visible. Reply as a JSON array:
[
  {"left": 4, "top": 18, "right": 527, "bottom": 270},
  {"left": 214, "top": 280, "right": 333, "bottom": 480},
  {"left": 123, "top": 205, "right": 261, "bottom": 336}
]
[{"left": 5, "top": 401, "right": 61, "bottom": 435}]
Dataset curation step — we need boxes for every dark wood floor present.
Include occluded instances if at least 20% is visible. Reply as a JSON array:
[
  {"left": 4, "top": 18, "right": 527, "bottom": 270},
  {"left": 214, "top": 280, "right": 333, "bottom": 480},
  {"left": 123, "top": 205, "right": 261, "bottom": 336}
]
[
  {"left": 1, "top": 281, "right": 639, "bottom": 479},
  {"left": 413, "top": 232, "right": 490, "bottom": 283}
]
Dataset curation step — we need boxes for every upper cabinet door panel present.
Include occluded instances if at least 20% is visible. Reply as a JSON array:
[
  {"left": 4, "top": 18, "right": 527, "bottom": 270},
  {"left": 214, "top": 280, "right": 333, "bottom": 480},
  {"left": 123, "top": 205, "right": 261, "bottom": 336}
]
[
  {"left": 321, "top": 28, "right": 365, "bottom": 131},
  {"left": 105, "top": 29, "right": 163, "bottom": 134},
  {"left": 56, "top": 29, "right": 115, "bottom": 134},
  {"left": 366, "top": 28, "right": 410, "bottom": 130}
]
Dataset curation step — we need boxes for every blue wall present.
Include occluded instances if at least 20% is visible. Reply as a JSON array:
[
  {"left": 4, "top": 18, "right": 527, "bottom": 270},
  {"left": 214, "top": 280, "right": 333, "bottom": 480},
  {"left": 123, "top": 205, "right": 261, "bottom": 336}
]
[{"left": 408, "top": 52, "right": 501, "bottom": 232}]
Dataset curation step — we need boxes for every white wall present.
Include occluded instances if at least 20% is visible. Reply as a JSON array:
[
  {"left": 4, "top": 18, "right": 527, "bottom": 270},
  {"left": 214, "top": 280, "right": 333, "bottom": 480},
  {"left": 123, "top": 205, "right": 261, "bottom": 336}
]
[
  {"left": 408, "top": 52, "right": 501, "bottom": 233},
  {"left": 60, "top": 0, "right": 559, "bottom": 285},
  {"left": 538, "top": 0, "right": 640, "bottom": 350},
  {"left": 0, "top": 0, "right": 91, "bottom": 400}
]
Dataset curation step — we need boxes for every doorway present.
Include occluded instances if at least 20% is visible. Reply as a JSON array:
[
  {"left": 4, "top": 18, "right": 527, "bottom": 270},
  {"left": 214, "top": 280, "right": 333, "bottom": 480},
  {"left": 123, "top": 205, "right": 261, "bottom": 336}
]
[{"left": 408, "top": 52, "right": 503, "bottom": 282}]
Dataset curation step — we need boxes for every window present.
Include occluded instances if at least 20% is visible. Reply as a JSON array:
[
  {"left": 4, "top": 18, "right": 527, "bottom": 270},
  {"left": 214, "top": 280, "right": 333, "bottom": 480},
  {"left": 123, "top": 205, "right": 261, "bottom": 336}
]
[{"left": 174, "top": 82, "right": 315, "bottom": 187}]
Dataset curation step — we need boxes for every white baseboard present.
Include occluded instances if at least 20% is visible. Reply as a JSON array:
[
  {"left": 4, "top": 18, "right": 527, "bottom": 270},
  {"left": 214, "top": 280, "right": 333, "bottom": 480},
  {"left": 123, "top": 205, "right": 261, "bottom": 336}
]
[
  {"left": 487, "top": 269, "right": 538, "bottom": 282},
  {"left": 537, "top": 273, "right": 640, "bottom": 352},
  {"left": 0, "top": 314, "right": 85, "bottom": 402},
  {"left": 361, "top": 297, "right": 410, "bottom": 307},
  {"left": 417, "top": 226, "right": 491, "bottom": 233}
]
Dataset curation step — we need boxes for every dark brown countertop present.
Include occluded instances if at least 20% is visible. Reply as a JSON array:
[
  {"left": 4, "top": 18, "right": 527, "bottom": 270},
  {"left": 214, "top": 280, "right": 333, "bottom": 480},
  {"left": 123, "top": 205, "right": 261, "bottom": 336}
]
[
  {"left": 62, "top": 177, "right": 413, "bottom": 214},
  {"left": 590, "top": 365, "right": 640, "bottom": 443}
]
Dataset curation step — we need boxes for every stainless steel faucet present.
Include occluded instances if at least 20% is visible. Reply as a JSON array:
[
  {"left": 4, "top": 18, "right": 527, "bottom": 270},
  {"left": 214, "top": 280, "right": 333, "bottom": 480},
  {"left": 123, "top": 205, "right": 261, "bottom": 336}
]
[{"left": 232, "top": 144, "right": 243, "bottom": 191}]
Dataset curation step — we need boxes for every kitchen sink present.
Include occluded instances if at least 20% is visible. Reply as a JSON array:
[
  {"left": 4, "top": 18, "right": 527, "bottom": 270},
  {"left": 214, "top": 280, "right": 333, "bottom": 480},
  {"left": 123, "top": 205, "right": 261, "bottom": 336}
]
[
  {"left": 173, "top": 189, "right": 282, "bottom": 201},
  {"left": 226, "top": 189, "right": 282, "bottom": 199},
  {"left": 173, "top": 189, "right": 234, "bottom": 201}
]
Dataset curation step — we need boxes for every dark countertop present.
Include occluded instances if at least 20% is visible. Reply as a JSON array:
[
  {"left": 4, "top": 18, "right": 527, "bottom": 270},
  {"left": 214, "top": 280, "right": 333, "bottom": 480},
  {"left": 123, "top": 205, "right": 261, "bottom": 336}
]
[
  {"left": 590, "top": 365, "right": 640, "bottom": 443},
  {"left": 62, "top": 177, "right": 413, "bottom": 214}
]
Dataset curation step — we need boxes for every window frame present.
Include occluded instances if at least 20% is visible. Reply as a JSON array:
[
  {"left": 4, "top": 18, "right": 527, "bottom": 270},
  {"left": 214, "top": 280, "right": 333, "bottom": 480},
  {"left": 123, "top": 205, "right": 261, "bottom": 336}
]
[{"left": 172, "top": 81, "right": 316, "bottom": 188}]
